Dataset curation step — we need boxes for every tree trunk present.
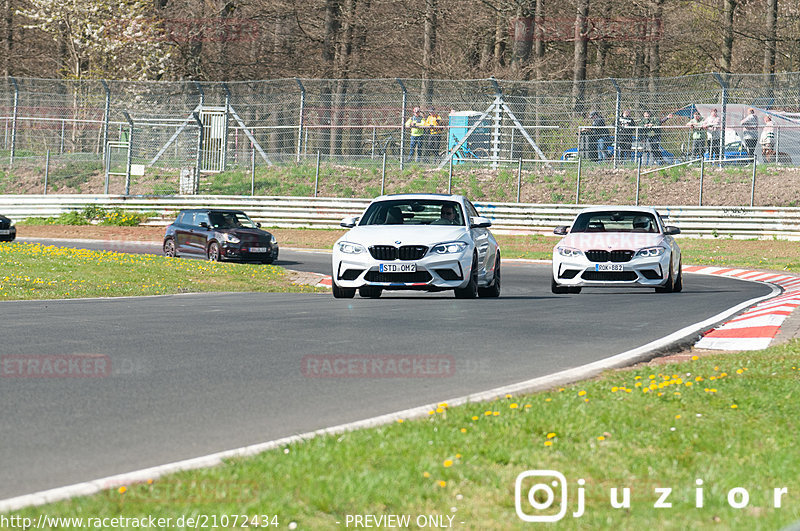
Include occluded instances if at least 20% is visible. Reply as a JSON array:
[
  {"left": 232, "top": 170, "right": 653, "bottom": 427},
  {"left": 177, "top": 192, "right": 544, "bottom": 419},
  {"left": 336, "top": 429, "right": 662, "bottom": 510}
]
[
  {"left": 572, "top": 0, "right": 589, "bottom": 116},
  {"left": 721, "top": 0, "right": 735, "bottom": 73},
  {"left": 763, "top": 0, "right": 777, "bottom": 75},
  {"left": 534, "top": 0, "right": 544, "bottom": 80},
  {"left": 2, "top": 0, "right": 11, "bottom": 76},
  {"left": 320, "top": 0, "right": 341, "bottom": 157},
  {"left": 494, "top": 11, "right": 505, "bottom": 66},
  {"left": 510, "top": 3, "right": 535, "bottom": 75},
  {"left": 648, "top": 0, "right": 663, "bottom": 93},
  {"left": 421, "top": 0, "right": 437, "bottom": 106}
]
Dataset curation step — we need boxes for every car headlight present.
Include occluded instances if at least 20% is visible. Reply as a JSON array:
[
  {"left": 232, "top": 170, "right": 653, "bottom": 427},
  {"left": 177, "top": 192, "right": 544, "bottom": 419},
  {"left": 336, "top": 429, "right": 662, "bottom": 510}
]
[
  {"left": 556, "top": 246, "right": 583, "bottom": 258},
  {"left": 220, "top": 233, "right": 240, "bottom": 244},
  {"left": 636, "top": 246, "right": 667, "bottom": 257},
  {"left": 337, "top": 241, "right": 366, "bottom": 254},
  {"left": 431, "top": 241, "right": 468, "bottom": 254},
  {"left": 270, "top": 234, "right": 277, "bottom": 244}
]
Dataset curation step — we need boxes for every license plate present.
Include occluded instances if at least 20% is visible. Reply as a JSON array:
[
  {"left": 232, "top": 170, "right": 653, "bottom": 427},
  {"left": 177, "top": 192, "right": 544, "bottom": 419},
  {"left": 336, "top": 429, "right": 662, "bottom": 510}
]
[
  {"left": 596, "top": 264, "right": 623, "bottom": 272},
  {"left": 0, "top": 230, "right": 10, "bottom": 235},
  {"left": 379, "top": 263, "right": 416, "bottom": 273},
  {"left": 248, "top": 247, "right": 268, "bottom": 253}
]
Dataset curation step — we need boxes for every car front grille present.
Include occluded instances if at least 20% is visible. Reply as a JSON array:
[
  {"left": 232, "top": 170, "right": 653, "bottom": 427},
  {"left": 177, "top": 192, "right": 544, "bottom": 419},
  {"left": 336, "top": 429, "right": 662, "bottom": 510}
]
[
  {"left": 585, "top": 250, "right": 634, "bottom": 263},
  {"left": 369, "top": 245, "right": 428, "bottom": 261},
  {"left": 340, "top": 269, "right": 363, "bottom": 281},
  {"left": 435, "top": 269, "right": 462, "bottom": 281},
  {"left": 581, "top": 271, "right": 638, "bottom": 281},
  {"left": 364, "top": 271, "right": 432, "bottom": 283},
  {"left": 0, "top": 220, "right": 9, "bottom": 230}
]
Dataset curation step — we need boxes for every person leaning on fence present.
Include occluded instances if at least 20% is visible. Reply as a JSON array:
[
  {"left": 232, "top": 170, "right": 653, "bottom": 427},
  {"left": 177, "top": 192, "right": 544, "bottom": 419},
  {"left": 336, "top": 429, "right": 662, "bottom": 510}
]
[
  {"left": 641, "top": 111, "right": 672, "bottom": 165},
  {"left": 703, "top": 108, "right": 722, "bottom": 161},
  {"left": 686, "top": 111, "right": 705, "bottom": 160},
  {"left": 617, "top": 109, "right": 636, "bottom": 162},
  {"left": 740, "top": 108, "right": 759, "bottom": 158},
  {"left": 405, "top": 107, "right": 426, "bottom": 162},
  {"left": 585, "top": 111, "right": 609, "bottom": 162},
  {"left": 760, "top": 115, "right": 776, "bottom": 162},
  {"left": 424, "top": 107, "right": 444, "bottom": 162}
]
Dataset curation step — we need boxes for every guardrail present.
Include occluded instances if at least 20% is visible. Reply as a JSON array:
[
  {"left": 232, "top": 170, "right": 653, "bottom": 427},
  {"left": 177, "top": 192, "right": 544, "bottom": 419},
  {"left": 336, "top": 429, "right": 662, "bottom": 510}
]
[{"left": 1, "top": 194, "right": 800, "bottom": 240}]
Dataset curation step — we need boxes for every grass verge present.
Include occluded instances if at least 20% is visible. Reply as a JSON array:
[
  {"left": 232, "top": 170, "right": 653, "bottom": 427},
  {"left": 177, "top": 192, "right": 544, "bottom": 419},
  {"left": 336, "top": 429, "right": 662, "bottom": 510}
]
[
  {"left": 0, "top": 242, "right": 324, "bottom": 300},
  {"left": 10, "top": 342, "right": 800, "bottom": 528}
]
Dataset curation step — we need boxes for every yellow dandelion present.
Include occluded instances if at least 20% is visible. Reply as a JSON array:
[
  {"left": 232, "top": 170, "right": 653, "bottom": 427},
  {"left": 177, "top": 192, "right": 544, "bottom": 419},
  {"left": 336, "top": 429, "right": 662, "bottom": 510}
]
[
  {"left": 510, "top": 403, "right": 519, "bottom": 409},
  {"left": 544, "top": 398, "right": 552, "bottom": 402},
  {"left": 691, "top": 355, "right": 699, "bottom": 361},
  {"left": 493, "top": 411, "right": 500, "bottom": 416},
  {"left": 423, "top": 472, "right": 430, "bottom": 478},
  {"left": 438, "top": 480, "right": 447, "bottom": 487},
  {"left": 597, "top": 436, "right": 605, "bottom": 441},
  {"left": 544, "top": 441, "right": 553, "bottom": 447},
  {"left": 484, "top": 411, "right": 492, "bottom": 416},
  {"left": 456, "top": 453, "right": 461, "bottom": 458},
  {"left": 546, "top": 432, "right": 556, "bottom": 439},
  {"left": 443, "top": 459, "right": 453, "bottom": 468},
  {"left": 460, "top": 428, "right": 467, "bottom": 433},
  {"left": 118, "top": 486, "right": 127, "bottom": 494},
  {"left": 578, "top": 390, "right": 587, "bottom": 397},
  {"left": 731, "top": 404, "right": 738, "bottom": 409},
  {"left": 471, "top": 416, "right": 479, "bottom": 421},
  {"left": 436, "top": 407, "right": 444, "bottom": 413},
  {"left": 397, "top": 419, "right": 404, "bottom": 423}
]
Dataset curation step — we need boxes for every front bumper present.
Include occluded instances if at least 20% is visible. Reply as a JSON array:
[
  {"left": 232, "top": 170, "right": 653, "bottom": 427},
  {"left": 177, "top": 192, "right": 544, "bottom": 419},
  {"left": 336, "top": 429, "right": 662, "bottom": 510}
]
[
  {"left": 220, "top": 242, "right": 279, "bottom": 262},
  {"left": 0, "top": 227, "right": 16, "bottom": 241},
  {"left": 333, "top": 251, "right": 471, "bottom": 291},
  {"left": 553, "top": 253, "right": 672, "bottom": 288}
]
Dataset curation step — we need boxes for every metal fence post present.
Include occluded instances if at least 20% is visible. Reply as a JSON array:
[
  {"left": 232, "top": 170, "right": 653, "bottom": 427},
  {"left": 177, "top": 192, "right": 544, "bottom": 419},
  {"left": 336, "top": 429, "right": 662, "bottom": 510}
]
[
  {"left": 699, "top": 157, "right": 705, "bottom": 206},
  {"left": 295, "top": 78, "right": 305, "bottom": 164},
  {"left": 750, "top": 156, "right": 757, "bottom": 207},
  {"left": 9, "top": 77, "right": 18, "bottom": 168},
  {"left": 60, "top": 120, "right": 65, "bottom": 155},
  {"left": 44, "top": 150, "right": 50, "bottom": 195},
  {"left": 576, "top": 158, "right": 582, "bottom": 204},
  {"left": 191, "top": 111, "right": 203, "bottom": 188},
  {"left": 314, "top": 151, "right": 320, "bottom": 197},
  {"left": 396, "top": 78, "right": 407, "bottom": 170},
  {"left": 635, "top": 156, "right": 642, "bottom": 206},
  {"left": 101, "top": 80, "right": 110, "bottom": 165},
  {"left": 448, "top": 155, "right": 453, "bottom": 195},
  {"left": 712, "top": 73, "right": 728, "bottom": 166},
  {"left": 222, "top": 83, "right": 232, "bottom": 172},
  {"left": 122, "top": 111, "right": 135, "bottom": 195},
  {"left": 381, "top": 152, "right": 387, "bottom": 195},
  {"left": 610, "top": 78, "right": 621, "bottom": 170},
  {"left": 251, "top": 148, "right": 256, "bottom": 196}
]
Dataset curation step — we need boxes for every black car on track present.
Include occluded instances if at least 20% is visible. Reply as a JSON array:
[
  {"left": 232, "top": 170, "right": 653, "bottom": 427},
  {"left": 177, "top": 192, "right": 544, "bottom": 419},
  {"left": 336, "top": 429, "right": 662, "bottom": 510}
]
[
  {"left": 163, "top": 209, "right": 279, "bottom": 264},
  {"left": 0, "top": 215, "right": 16, "bottom": 242}
]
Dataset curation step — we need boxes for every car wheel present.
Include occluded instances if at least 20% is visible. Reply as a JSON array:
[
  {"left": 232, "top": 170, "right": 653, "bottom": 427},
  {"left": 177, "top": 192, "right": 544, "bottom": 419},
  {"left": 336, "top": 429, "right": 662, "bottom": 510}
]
[
  {"left": 207, "top": 241, "right": 221, "bottom": 262},
  {"left": 163, "top": 238, "right": 177, "bottom": 258},
  {"left": 332, "top": 281, "right": 356, "bottom": 299},
  {"left": 454, "top": 256, "right": 479, "bottom": 299},
  {"left": 672, "top": 260, "right": 683, "bottom": 293},
  {"left": 359, "top": 286, "right": 382, "bottom": 298},
  {"left": 655, "top": 263, "right": 674, "bottom": 293},
  {"left": 478, "top": 253, "right": 501, "bottom": 298},
  {"left": 551, "top": 276, "right": 570, "bottom": 294}
]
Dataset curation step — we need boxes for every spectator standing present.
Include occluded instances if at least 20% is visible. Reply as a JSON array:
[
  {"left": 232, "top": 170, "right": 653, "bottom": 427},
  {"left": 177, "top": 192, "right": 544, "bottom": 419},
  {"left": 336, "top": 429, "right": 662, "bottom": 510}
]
[
  {"left": 703, "top": 108, "right": 722, "bottom": 161},
  {"left": 424, "top": 107, "right": 444, "bottom": 162},
  {"left": 617, "top": 109, "right": 636, "bottom": 162},
  {"left": 405, "top": 107, "right": 425, "bottom": 162},
  {"left": 587, "top": 111, "right": 611, "bottom": 161},
  {"left": 760, "top": 115, "right": 776, "bottom": 162},
  {"left": 641, "top": 111, "right": 672, "bottom": 165},
  {"left": 740, "top": 108, "right": 759, "bottom": 159},
  {"left": 686, "top": 110, "right": 705, "bottom": 160}
]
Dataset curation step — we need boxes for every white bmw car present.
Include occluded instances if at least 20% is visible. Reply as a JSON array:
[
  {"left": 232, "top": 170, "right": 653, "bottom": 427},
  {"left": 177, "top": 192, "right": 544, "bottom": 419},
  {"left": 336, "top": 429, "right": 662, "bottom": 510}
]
[
  {"left": 331, "top": 194, "right": 501, "bottom": 299},
  {"left": 551, "top": 206, "right": 682, "bottom": 294}
]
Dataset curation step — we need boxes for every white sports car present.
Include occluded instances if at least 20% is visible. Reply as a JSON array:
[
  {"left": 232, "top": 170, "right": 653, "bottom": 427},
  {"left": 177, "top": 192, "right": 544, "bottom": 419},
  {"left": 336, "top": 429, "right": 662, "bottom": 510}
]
[
  {"left": 331, "top": 194, "right": 501, "bottom": 299},
  {"left": 551, "top": 206, "right": 682, "bottom": 294}
]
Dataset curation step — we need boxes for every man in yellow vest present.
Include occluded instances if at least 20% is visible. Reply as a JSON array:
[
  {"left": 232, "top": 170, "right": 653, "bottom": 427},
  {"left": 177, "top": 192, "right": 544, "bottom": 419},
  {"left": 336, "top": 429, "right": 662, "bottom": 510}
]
[
  {"left": 405, "top": 107, "right": 425, "bottom": 162},
  {"left": 424, "top": 107, "right": 444, "bottom": 162}
]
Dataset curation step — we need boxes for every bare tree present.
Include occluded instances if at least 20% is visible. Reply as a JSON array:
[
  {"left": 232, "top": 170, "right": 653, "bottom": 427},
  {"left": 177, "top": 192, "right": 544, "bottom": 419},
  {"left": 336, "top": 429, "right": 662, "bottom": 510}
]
[
  {"left": 572, "top": 0, "right": 589, "bottom": 115},
  {"left": 721, "top": 0, "right": 736, "bottom": 73}
]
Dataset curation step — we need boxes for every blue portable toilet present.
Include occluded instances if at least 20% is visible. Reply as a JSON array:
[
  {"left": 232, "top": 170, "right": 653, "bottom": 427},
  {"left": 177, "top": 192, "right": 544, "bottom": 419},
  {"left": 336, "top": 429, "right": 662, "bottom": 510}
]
[{"left": 448, "top": 111, "right": 490, "bottom": 163}]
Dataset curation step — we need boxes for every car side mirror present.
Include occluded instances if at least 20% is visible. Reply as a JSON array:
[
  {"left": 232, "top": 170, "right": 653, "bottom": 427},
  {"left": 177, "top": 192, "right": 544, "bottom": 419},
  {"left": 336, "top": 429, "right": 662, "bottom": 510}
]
[
  {"left": 199, "top": 221, "right": 209, "bottom": 228},
  {"left": 470, "top": 216, "right": 491, "bottom": 229},
  {"left": 340, "top": 216, "right": 359, "bottom": 228},
  {"left": 256, "top": 222, "right": 261, "bottom": 228},
  {"left": 664, "top": 226, "right": 680, "bottom": 235},
  {"left": 553, "top": 226, "right": 569, "bottom": 236}
]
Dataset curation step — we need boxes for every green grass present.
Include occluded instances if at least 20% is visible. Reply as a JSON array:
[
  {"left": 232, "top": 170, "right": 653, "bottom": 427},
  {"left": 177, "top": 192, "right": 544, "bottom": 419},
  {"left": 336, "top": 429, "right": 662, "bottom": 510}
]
[
  {"left": 0, "top": 242, "right": 322, "bottom": 300},
  {"left": 11, "top": 343, "right": 800, "bottom": 528},
  {"left": 19, "top": 207, "right": 156, "bottom": 227}
]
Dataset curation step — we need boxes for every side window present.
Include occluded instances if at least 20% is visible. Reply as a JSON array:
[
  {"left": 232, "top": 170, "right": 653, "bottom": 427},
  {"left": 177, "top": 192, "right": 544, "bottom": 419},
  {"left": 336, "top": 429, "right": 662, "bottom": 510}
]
[
  {"left": 195, "top": 213, "right": 210, "bottom": 227},
  {"left": 178, "top": 212, "right": 195, "bottom": 226},
  {"left": 465, "top": 200, "right": 479, "bottom": 218}
]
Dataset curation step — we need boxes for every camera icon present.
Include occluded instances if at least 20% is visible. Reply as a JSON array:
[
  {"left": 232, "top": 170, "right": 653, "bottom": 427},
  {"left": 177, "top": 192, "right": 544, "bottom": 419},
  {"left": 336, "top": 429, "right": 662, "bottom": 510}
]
[{"left": 514, "top": 470, "right": 568, "bottom": 522}]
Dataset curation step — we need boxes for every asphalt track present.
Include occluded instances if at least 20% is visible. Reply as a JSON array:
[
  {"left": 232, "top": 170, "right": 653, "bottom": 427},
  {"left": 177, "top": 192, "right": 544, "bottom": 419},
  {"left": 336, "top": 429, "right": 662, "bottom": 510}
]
[{"left": 0, "top": 239, "right": 773, "bottom": 499}]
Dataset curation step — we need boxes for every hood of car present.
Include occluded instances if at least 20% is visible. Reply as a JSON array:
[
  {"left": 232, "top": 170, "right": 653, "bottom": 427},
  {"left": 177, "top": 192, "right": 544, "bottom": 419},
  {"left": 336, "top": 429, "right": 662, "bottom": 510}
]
[
  {"left": 341, "top": 225, "right": 468, "bottom": 247},
  {"left": 558, "top": 232, "right": 665, "bottom": 251},
  {"left": 215, "top": 227, "right": 272, "bottom": 238}
]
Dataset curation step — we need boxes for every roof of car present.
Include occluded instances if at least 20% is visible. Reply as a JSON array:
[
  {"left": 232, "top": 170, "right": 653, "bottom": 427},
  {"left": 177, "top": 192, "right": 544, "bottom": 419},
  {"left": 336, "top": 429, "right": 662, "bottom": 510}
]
[
  {"left": 372, "top": 193, "right": 466, "bottom": 202},
  {"left": 178, "top": 208, "right": 246, "bottom": 214},
  {"left": 577, "top": 206, "right": 660, "bottom": 215}
]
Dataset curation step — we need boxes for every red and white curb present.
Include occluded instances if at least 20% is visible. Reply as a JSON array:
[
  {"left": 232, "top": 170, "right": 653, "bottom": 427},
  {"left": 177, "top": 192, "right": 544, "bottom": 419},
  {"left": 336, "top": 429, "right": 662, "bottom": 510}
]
[
  {"left": 686, "top": 265, "right": 800, "bottom": 350},
  {"left": 317, "top": 276, "right": 332, "bottom": 288}
]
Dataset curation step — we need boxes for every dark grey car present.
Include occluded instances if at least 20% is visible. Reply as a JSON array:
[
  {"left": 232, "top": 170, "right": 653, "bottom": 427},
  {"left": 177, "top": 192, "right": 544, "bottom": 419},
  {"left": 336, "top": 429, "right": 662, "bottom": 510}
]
[
  {"left": 0, "top": 215, "right": 16, "bottom": 242},
  {"left": 163, "top": 209, "right": 278, "bottom": 264}
]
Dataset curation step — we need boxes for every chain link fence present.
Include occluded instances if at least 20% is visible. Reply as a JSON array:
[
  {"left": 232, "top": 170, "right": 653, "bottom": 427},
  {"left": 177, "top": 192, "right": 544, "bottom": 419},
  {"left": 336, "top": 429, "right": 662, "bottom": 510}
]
[{"left": 1, "top": 74, "right": 800, "bottom": 205}]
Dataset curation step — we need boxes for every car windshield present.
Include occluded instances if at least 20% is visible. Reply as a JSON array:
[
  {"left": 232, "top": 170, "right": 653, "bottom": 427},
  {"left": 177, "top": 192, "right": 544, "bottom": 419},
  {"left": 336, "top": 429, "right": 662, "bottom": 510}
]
[
  {"left": 208, "top": 212, "right": 259, "bottom": 229},
  {"left": 359, "top": 199, "right": 465, "bottom": 226},
  {"left": 570, "top": 211, "right": 658, "bottom": 233}
]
